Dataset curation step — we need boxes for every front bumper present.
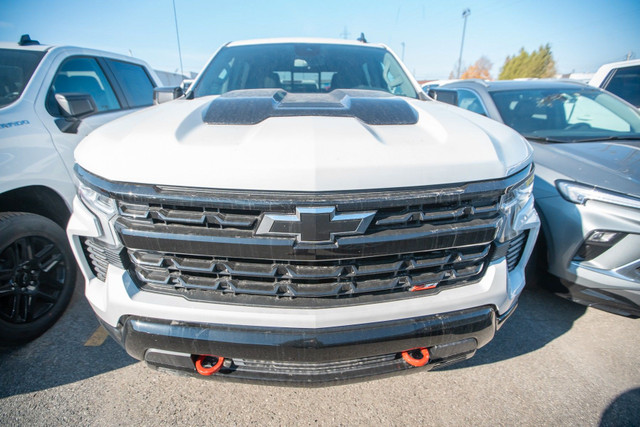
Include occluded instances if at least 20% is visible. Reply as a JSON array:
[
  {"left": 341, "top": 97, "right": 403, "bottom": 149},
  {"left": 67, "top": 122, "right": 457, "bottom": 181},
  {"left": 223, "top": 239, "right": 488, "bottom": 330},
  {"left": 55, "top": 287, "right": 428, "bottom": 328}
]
[
  {"left": 537, "top": 193, "right": 640, "bottom": 317},
  {"left": 97, "top": 303, "right": 514, "bottom": 385}
]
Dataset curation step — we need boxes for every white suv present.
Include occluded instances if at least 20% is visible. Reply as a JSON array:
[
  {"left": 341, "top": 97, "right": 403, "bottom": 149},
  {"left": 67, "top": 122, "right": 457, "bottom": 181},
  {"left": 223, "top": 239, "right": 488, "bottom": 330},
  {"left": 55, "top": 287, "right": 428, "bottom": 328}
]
[
  {"left": 589, "top": 59, "right": 640, "bottom": 108},
  {"left": 0, "top": 35, "right": 161, "bottom": 343},
  {"left": 68, "top": 38, "right": 539, "bottom": 384}
]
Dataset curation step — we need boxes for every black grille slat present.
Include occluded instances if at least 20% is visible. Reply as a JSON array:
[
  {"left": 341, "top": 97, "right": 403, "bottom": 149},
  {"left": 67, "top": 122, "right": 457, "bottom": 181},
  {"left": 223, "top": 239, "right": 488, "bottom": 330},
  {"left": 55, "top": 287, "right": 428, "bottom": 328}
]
[
  {"left": 115, "top": 216, "right": 500, "bottom": 262},
  {"left": 506, "top": 232, "right": 528, "bottom": 271},
  {"left": 128, "top": 243, "right": 489, "bottom": 302},
  {"left": 81, "top": 238, "right": 127, "bottom": 281}
]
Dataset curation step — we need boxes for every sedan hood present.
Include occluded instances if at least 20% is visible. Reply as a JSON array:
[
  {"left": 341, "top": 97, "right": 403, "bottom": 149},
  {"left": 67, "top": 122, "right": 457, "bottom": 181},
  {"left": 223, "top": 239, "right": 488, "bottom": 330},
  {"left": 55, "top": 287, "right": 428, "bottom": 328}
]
[
  {"left": 75, "top": 90, "right": 531, "bottom": 191},
  {"left": 532, "top": 140, "right": 640, "bottom": 198}
]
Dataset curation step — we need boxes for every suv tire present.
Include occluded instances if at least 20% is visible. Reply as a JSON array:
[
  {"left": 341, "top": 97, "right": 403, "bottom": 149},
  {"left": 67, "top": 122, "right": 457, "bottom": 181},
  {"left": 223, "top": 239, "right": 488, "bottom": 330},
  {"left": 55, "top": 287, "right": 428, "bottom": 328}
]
[{"left": 0, "top": 212, "right": 76, "bottom": 344}]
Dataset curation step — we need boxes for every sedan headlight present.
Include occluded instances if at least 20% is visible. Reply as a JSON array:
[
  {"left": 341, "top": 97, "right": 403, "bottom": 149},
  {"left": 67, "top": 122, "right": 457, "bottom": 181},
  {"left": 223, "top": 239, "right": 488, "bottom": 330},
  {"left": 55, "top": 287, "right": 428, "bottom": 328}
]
[
  {"left": 78, "top": 181, "right": 117, "bottom": 217},
  {"left": 556, "top": 181, "right": 640, "bottom": 210},
  {"left": 499, "top": 172, "right": 535, "bottom": 242}
]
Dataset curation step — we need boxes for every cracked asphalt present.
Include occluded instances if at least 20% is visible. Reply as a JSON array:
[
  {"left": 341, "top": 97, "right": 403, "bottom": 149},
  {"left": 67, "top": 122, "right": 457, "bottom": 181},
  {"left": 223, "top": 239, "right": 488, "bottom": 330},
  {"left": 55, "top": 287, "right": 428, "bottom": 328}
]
[{"left": 1, "top": 278, "right": 639, "bottom": 426}]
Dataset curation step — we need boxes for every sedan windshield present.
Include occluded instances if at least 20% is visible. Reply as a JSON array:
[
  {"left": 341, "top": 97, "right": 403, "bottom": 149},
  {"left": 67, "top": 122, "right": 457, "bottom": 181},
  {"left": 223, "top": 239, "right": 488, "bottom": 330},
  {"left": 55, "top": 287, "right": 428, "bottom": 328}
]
[
  {"left": 0, "top": 49, "right": 46, "bottom": 108},
  {"left": 490, "top": 88, "right": 640, "bottom": 142},
  {"left": 193, "top": 43, "right": 418, "bottom": 99}
]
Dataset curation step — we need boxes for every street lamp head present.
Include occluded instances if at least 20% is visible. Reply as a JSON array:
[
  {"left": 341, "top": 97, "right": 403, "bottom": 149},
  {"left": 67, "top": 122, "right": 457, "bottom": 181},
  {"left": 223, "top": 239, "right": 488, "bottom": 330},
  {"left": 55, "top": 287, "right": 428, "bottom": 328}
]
[{"left": 462, "top": 8, "right": 471, "bottom": 18}]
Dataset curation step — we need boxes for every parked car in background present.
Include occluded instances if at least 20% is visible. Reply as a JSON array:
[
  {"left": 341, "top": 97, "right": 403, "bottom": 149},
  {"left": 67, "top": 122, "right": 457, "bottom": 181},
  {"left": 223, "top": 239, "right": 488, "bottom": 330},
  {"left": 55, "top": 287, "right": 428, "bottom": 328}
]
[
  {"left": 432, "top": 79, "right": 640, "bottom": 317},
  {"left": 0, "top": 35, "right": 161, "bottom": 343},
  {"left": 589, "top": 59, "right": 640, "bottom": 108}
]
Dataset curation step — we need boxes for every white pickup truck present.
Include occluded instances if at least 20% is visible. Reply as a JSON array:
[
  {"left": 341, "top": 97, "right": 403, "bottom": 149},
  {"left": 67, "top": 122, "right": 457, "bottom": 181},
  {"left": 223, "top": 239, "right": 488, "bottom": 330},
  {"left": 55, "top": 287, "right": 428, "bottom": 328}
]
[
  {"left": 0, "top": 35, "right": 161, "bottom": 343},
  {"left": 68, "top": 38, "right": 540, "bottom": 384}
]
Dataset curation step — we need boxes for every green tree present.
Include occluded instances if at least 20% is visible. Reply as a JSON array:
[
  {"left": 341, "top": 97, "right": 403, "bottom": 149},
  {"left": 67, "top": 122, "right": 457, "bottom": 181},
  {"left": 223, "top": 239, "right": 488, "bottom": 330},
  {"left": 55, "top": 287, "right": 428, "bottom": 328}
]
[{"left": 498, "top": 44, "right": 557, "bottom": 80}]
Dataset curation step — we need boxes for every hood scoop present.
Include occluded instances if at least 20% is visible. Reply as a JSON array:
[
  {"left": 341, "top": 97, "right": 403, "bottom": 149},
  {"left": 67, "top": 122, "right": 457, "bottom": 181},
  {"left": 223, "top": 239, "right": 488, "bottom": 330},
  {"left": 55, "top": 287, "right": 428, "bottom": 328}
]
[{"left": 203, "top": 89, "right": 419, "bottom": 126}]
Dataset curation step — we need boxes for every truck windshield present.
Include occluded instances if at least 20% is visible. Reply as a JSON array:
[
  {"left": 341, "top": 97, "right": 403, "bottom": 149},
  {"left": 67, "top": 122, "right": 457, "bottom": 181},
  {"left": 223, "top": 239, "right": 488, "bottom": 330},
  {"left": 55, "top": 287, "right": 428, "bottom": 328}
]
[
  {"left": 193, "top": 43, "right": 418, "bottom": 99},
  {"left": 0, "top": 49, "right": 46, "bottom": 108},
  {"left": 490, "top": 88, "right": 640, "bottom": 142}
]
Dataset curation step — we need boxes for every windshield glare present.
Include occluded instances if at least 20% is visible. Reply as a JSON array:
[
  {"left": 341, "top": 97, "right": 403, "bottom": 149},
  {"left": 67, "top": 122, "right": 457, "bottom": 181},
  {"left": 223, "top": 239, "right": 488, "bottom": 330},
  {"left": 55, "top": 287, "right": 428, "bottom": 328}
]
[
  {"left": 490, "top": 88, "right": 640, "bottom": 141},
  {"left": 193, "top": 43, "right": 418, "bottom": 99},
  {"left": 0, "top": 49, "right": 46, "bottom": 108}
]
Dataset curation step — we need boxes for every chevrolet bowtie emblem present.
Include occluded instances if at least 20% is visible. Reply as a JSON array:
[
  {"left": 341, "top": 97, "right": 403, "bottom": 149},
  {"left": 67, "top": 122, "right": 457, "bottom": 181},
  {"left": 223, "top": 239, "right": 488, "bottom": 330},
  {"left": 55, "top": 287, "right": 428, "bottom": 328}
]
[{"left": 256, "top": 207, "right": 376, "bottom": 243}]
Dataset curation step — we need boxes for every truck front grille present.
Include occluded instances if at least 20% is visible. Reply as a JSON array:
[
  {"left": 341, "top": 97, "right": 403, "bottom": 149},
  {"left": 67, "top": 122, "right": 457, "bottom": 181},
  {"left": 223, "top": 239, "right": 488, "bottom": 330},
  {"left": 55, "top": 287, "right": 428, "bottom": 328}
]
[{"left": 76, "top": 166, "right": 531, "bottom": 307}]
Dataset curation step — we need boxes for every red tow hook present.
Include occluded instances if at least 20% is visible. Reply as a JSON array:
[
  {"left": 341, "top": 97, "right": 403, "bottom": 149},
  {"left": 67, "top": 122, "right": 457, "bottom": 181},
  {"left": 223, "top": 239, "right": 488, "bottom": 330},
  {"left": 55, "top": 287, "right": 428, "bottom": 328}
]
[
  {"left": 401, "top": 347, "right": 430, "bottom": 367},
  {"left": 195, "top": 355, "right": 225, "bottom": 375}
]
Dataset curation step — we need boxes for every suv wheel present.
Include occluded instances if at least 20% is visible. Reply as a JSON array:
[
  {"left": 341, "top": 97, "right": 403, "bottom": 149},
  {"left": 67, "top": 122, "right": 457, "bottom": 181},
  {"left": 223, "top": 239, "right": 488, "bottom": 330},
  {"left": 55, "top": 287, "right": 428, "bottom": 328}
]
[{"left": 0, "top": 212, "right": 76, "bottom": 344}]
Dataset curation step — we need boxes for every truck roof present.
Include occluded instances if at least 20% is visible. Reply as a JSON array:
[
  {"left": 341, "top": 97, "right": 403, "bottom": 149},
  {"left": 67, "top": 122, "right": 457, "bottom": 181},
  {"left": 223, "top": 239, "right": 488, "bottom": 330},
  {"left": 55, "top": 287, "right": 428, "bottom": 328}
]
[{"left": 227, "top": 37, "right": 385, "bottom": 49}]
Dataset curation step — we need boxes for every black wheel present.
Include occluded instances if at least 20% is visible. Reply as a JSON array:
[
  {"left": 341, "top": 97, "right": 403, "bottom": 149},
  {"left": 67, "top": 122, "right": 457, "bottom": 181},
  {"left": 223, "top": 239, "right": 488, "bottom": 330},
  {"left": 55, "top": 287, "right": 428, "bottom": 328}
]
[{"left": 0, "top": 212, "right": 76, "bottom": 344}]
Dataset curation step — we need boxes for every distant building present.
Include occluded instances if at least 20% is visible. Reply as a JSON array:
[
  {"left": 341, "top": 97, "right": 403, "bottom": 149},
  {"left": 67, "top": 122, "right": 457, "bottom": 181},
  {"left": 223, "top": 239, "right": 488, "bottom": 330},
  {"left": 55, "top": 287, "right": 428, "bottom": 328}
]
[{"left": 154, "top": 70, "right": 197, "bottom": 86}]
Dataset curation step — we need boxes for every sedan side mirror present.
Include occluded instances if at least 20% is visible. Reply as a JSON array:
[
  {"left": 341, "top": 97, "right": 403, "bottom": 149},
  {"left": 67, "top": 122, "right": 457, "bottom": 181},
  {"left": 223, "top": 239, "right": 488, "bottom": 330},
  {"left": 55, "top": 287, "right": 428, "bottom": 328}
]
[
  {"left": 428, "top": 89, "right": 458, "bottom": 106},
  {"left": 154, "top": 87, "right": 184, "bottom": 104},
  {"left": 54, "top": 93, "right": 97, "bottom": 134}
]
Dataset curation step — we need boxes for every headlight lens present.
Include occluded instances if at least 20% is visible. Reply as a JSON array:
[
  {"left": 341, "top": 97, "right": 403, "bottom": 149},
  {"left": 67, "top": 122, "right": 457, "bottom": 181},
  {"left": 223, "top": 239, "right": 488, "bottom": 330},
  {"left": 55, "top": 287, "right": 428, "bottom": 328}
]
[
  {"left": 78, "top": 181, "right": 117, "bottom": 217},
  {"left": 499, "top": 172, "right": 534, "bottom": 241},
  {"left": 556, "top": 181, "right": 640, "bottom": 210}
]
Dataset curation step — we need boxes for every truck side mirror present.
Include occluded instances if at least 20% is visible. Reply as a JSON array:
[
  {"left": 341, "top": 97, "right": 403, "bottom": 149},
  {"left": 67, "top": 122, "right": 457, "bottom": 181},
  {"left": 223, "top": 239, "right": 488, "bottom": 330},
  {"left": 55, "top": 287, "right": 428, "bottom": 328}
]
[
  {"left": 154, "top": 87, "right": 184, "bottom": 104},
  {"left": 428, "top": 89, "right": 458, "bottom": 106},
  {"left": 54, "top": 93, "right": 97, "bottom": 134}
]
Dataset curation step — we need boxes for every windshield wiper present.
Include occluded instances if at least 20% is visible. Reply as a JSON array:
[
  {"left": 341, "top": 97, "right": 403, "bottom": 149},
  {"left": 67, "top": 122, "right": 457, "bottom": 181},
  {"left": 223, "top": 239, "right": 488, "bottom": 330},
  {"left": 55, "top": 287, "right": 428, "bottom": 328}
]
[
  {"left": 522, "top": 135, "right": 572, "bottom": 144},
  {"left": 569, "top": 135, "right": 640, "bottom": 143}
]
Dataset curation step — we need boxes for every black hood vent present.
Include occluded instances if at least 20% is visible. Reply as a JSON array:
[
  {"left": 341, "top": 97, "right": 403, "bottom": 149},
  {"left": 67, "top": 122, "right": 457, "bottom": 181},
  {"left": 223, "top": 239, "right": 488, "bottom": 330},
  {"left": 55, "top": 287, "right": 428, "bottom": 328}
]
[{"left": 203, "top": 89, "right": 419, "bottom": 126}]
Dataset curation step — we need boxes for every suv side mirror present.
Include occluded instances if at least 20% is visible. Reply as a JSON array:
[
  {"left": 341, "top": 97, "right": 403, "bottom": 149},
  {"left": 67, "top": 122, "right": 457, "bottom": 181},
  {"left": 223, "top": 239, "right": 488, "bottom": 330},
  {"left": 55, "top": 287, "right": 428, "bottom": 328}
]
[
  {"left": 428, "top": 89, "right": 458, "bottom": 106},
  {"left": 154, "top": 87, "right": 184, "bottom": 104},
  {"left": 54, "top": 93, "right": 97, "bottom": 134}
]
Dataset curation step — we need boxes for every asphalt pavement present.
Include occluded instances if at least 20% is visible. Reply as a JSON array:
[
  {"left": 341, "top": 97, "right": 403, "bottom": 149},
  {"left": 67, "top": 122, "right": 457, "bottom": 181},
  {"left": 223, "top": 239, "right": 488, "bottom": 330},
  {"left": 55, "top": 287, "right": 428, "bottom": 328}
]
[{"left": 1, "top": 277, "right": 639, "bottom": 426}]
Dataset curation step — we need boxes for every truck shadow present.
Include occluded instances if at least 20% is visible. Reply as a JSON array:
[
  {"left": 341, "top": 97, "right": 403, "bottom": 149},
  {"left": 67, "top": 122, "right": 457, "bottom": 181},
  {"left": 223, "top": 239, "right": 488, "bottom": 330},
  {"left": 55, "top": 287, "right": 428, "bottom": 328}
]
[
  {"left": 443, "top": 282, "right": 587, "bottom": 370},
  {"left": 599, "top": 387, "right": 640, "bottom": 426},
  {"left": 0, "top": 280, "right": 135, "bottom": 399}
]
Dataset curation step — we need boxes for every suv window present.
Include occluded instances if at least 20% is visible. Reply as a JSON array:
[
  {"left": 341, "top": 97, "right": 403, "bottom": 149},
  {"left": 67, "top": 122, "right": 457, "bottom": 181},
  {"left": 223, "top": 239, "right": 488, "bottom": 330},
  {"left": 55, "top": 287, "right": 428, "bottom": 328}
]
[
  {"left": 0, "top": 48, "right": 46, "bottom": 108},
  {"left": 47, "top": 57, "right": 120, "bottom": 115},
  {"left": 603, "top": 65, "right": 640, "bottom": 107},
  {"left": 193, "top": 43, "right": 418, "bottom": 99},
  {"left": 106, "top": 59, "right": 155, "bottom": 107},
  {"left": 456, "top": 89, "right": 487, "bottom": 116}
]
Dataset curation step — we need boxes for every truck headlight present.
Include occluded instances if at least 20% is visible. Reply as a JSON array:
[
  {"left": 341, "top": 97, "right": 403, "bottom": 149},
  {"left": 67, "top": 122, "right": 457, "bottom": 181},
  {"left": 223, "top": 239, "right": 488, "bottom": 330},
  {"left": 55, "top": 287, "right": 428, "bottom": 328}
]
[
  {"left": 556, "top": 181, "right": 640, "bottom": 209},
  {"left": 78, "top": 181, "right": 117, "bottom": 217},
  {"left": 498, "top": 172, "right": 534, "bottom": 242}
]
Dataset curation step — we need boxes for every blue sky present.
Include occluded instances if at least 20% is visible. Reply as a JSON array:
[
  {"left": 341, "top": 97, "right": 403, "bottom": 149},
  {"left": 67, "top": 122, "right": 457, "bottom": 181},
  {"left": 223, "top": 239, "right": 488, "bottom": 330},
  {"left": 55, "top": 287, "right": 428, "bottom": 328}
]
[{"left": 1, "top": 0, "right": 639, "bottom": 80}]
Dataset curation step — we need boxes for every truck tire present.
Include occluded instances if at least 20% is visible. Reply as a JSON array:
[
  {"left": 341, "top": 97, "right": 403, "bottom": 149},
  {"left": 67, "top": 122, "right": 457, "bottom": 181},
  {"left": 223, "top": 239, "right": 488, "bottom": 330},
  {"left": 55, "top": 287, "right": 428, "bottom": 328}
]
[{"left": 0, "top": 212, "right": 76, "bottom": 344}]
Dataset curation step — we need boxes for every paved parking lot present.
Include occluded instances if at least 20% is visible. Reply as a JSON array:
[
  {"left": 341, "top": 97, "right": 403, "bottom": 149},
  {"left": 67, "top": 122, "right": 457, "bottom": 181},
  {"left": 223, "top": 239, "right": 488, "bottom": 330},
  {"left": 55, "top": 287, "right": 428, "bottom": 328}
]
[{"left": 1, "top": 278, "right": 639, "bottom": 426}]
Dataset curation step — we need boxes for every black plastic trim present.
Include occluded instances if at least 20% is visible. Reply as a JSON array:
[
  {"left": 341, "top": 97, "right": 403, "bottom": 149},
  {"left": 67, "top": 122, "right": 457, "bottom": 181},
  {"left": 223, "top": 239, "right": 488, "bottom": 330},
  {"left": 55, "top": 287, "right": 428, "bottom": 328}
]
[
  {"left": 202, "top": 89, "right": 419, "bottom": 125},
  {"left": 119, "top": 306, "right": 495, "bottom": 363},
  {"left": 115, "top": 217, "right": 499, "bottom": 261},
  {"left": 74, "top": 164, "right": 532, "bottom": 209},
  {"left": 106, "top": 305, "right": 497, "bottom": 383},
  {"left": 560, "top": 282, "right": 640, "bottom": 318}
]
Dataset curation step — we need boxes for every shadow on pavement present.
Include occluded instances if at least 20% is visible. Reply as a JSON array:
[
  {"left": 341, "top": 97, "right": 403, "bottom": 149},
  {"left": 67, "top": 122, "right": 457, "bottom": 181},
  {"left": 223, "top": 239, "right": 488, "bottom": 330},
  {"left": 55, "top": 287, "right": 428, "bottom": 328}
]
[
  {"left": 443, "top": 282, "right": 587, "bottom": 370},
  {"left": 0, "top": 280, "right": 135, "bottom": 398},
  {"left": 599, "top": 387, "right": 640, "bottom": 427}
]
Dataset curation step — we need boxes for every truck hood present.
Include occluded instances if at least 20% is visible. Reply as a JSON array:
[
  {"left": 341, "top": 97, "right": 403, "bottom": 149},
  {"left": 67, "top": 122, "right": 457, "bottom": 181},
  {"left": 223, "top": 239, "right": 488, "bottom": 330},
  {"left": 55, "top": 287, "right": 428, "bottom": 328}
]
[
  {"left": 532, "top": 140, "right": 640, "bottom": 198},
  {"left": 75, "top": 90, "right": 532, "bottom": 191}
]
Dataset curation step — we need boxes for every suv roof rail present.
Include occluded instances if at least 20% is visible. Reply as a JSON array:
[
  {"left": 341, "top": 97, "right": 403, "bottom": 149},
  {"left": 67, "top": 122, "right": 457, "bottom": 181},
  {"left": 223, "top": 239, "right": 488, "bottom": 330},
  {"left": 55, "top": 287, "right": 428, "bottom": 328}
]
[{"left": 18, "top": 34, "right": 40, "bottom": 46}]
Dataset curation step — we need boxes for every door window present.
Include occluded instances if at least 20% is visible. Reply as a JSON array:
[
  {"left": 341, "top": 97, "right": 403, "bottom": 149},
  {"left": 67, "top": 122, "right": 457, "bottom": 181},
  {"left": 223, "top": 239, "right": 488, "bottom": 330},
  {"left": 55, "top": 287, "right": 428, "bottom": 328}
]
[
  {"left": 603, "top": 65, "right": 640, "bottom": 107},
  {"left": 456, "top": 89, "right": 487, "bottom": 116},
  {"left": 48, "top": 57, "right": 120, "bottom": 115},
  {"left": 106, "top": 59, "right": 155, "bottom": 107}
]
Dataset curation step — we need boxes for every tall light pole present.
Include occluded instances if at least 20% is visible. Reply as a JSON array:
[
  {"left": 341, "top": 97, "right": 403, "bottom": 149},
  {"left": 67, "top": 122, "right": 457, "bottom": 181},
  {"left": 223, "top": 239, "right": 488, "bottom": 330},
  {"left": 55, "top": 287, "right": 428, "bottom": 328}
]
[
  {"left": 456, "top": 8, "right": 471, "bottom": 78},
  {"left": 401, "top": 42, "right": 405, "bottom": 62},
  {"left": 173, "top": 0, "right": 184, "bottom": 78}
]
